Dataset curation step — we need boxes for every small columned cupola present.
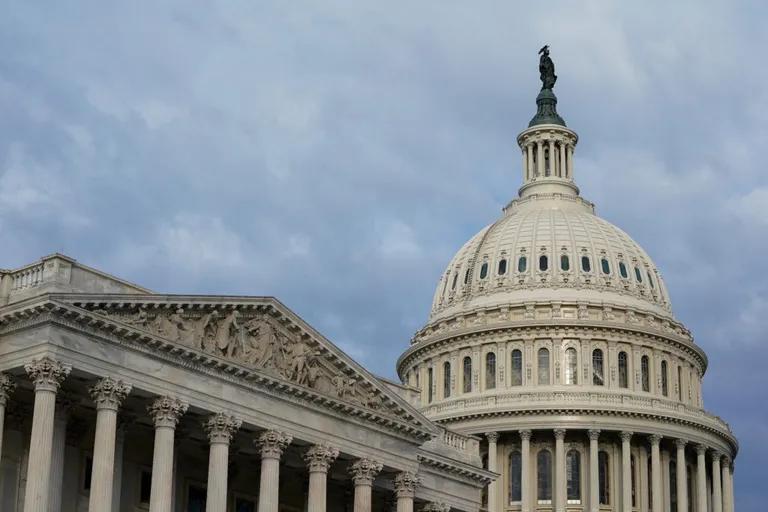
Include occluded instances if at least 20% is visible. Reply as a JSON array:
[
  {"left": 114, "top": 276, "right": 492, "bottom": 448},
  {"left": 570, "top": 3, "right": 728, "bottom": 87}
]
[{"left": 516, "top": 46, "right": 579, "bottom": 200}]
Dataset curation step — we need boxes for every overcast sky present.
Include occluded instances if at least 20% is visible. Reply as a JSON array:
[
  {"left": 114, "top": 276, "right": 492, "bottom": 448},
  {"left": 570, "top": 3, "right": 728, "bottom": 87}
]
[{"left": 1, "top": 1, "right": 766, "bottom": 509}]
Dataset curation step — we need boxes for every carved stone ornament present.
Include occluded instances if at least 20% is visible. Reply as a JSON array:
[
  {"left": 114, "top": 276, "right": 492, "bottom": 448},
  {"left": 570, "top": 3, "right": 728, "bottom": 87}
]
[
  {"left": 519, "top": 429, "right": 532, "bottom": 442},
  {"left": 147, "top": 396, "right": 188, "bottom": 428},
  {"left": 304, "top": 443, "right": 340, "bottom": 473},
  {"left": 675, "top": 438, "right": 687, "bottom": 449},
  {"left": 648, "top": 433, "right": 663, "bottom": 446},
  {"left": 349, "top": 458, "right": 383, "bottom": 486},
  {"left": 587, "top": 429, "right": 600, "bottom": 441},
  {"left": 90, "top": 377, "right": 132, "bottom": 411},
  {"left": 256, "top": 430, "right": 293, "bottom": 459},
  {"left": 485, "top": 432, "right": 500, "bottom": 444},
  {"left": 393, "top": 471, "right": 422, "bottom": 498},
  {"left": 554, "top": 428, "right": 567, "bottom": 440},
  {"left": 422, "top": 503, "right": 450, "bottom": 512},
  {"left": 203, "top": 412, "right": 242, "bottom": 445},
  {"left": 620, "top": 431, "right": 634, "bottom": 443},
  {"left": 0, "top": 373, "right": 16, "bottom": 405},
  {"left": 695, "top": 443, "right": 708, "bottom": 455},
  {"left": 24, "top": 357, "right": 71, "bottom": 392}
]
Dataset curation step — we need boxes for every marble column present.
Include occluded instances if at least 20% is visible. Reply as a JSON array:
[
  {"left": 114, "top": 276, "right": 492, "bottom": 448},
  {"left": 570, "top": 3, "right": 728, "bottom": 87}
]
[
  {"left": 554, "top": 429, "right": 566, "bottom": 512},
  {"left": 621, "top": 432, "right": 633, "bottom": 512},
  {"left": 649, "top": 435, "right": 662, "bottom": 512},
  {"left": 536, "top": 140, "right": 545, "bottom": 177},
  {"left": 50, "top": 395, "right": 77, "bottom": 512},
  {"left": 112, "top": 417, "right": 130, "bottom": 512},
  {"left": 559, "top": 142, "right": 566, "bottom": 179},
  {"left": 147, "top": 396, "right": 188, "bottom": 512},
  {"left": 0, "top": 373, "right": 15, "bottom": 463},
  {"left": 486, "top": 432, "right": 500, "bottom": 512},
  {"left": 588, "top": 429, "right": 600, "bottom": 512},
  {"left": 711, "top": 451, "right": 722, "bottom": 512},
  {"left": 350, "top": 458, "right": 383, "bottom": 512},
  {"left": 394, "top": 472, "right": 421, "bottom": 512},
  {"left": 23, "top": 357, "right": 71, "bottom": 512},
  {"left": 256, "top": 430, "right": 293, "bottom": 512},
  {"left": 520, "top": 430, "right": 532, "bottom": 512},
  {"left": 522, "top": 148, "right": 528, "bottom": 181},
  {"left": 526, "top": 144, "right": 533, "bottom": 180},
  {"left": 567, "top": 146, "right": 574, "bottom": 178},
  {"left": 675, "top": 440, "right": 688, "bottom": 512},
  {"left": 722, "top": 459, "right": 734, "bottom": 512},
  {"left": 305, "top": 443, "right": 339, "bottom": 512},
  {"left": 695, "top": 445, "right": 707, "bottom": 512},
  {"left": 548, "top": 139, "right": 556, "bottom": 176},
  {"left": 203, "top": 413, "right": 241, "bottom": 512}
]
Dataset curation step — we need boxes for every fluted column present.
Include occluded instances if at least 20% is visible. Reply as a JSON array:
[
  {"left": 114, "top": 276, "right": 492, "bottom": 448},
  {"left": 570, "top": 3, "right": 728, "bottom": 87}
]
[
  {"left": 0, "top": 374, "right": 15, "bottom": 463},
  {"left": 148, "top": 396, "right": 188, "bottom": 512},
  {"left": 350, "top": 458, "right": 383, "bottom": 512},
  {"left": 548, "top": 139, "right": 556, "bottom": 176},
  {"left": 621, "top": 432, "right": 633, "bottom": 512},
  {"left": 23, "top": 357, "right": 71, "bottom": 512},
  {"left": 536, "top": 139, "right": 544, "bottom": 177},
  {"left": 675, "top": 440, "right": 688, "bottom": 512},
  {"left": 567, "top": 146, "right": 574, "bottom": 178},
  {"left": 49, "top": 396, "right": 75, "bottom": 512},
  {"left": 520, "top": 430, "right": 532, "bottom": 512},
  {"left": 305, "top": 443, "right": 340, "bottom": 512},
  {"left": 558, "top": 142, "right": 566, "bottom": 178},
  {"left": 394, "top": 472, "right": 421, "bottom": 512},
  {"left": 649, "top": 435, "right": 662, "bottom": 512},
  {"left": 711, "top": 451, "right": 722, "bottom": 512},
  {"left": 526, "top": 144, "right": 534, "bottom": 180},
  {"left": 486, "top": 432, "right": 500, "bottom": 512},
  {"left": 588, "top": 429, "right": 600, "bottom": 512},
  {"left": 722, "top": 459, "right": 734, "bottom": 512},
  {"left": 203, "top": 413, "right": 241, "bottom": 512},
  {"left": 256, "top": 430, "right": 293, "bottom": 512},
  {"left": 554, "top": 429, "right": 566, "bottom": 512},
  {"left": 695, "top": 445, "right": 707, "bottom": 512}
]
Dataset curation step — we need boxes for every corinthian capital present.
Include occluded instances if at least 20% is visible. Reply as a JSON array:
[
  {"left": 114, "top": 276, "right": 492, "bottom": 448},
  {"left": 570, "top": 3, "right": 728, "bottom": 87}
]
[
  {"left": 25, "top": 357, "right": 71, "bottom": 392},
  {"left": 349, "top": 458, "right": 383, "bottom": 486},
  {"left": 90, "top": 377, "right": 132, "bottom": 411},
  {"left": 0, "top": 373, "right": 16, "bottom": 405},
  {"left": 304, "top": 443, "right": 340, "bottom": 473},
  {"left": 519, "top": 429, "right": 532, "bottom": 441},
  {"left": 485, "top": 432, "right": 500, "bottom": 444},
  {"left": 203, "top": 412, "right": 242, "bottom": 445},
  {"left": 394, "top": 471, "right": 422, "bottom": 498},
  {"left": 256, "top": 430, "right": 293, "bottom": 459},
  {"left": 147, "top": 396, "right": 188, "bottom": 428},
  {"left": 620, "top": 431, "right": 634, "bottom": 443},
  {"left": 648, "top": 433, "right": 663, "bottom": 446}
]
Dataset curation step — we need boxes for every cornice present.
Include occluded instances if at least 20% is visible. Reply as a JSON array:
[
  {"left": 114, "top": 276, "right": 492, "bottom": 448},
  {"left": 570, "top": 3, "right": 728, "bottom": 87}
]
[{"left": 416, "top": 451, "right": 496, "bottom": 486}]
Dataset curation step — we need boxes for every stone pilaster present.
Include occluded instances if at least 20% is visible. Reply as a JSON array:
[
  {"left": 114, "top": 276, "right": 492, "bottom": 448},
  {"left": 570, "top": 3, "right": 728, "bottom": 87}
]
[
  {"left": 620, "top": 432, "right": 633, "bottom": 512},
  {"left": 305, "top": 443, "right": 339, "bottom": 512},
  {"left": 588, "top": 429, "right": 600, "bottom": 512},
  {"left": 711, "top": 451, "right": 722, "bottom": 512},
  {"left": 554, "top": 429, "right": 566, "bottom": 512},
  {"left": 50, "top": 394, "right": 77, "bottom": 512},
  {"left": 256, "top": 430, "right": 293, "bottom": 512},
  {"left": 203, "top": 412, "right": 241, "bottom": 512},
  {"left": 23, "top": 357, "right": 71, "bottom": 512},
  {"left": 695, "top": 445, "right": 707, "bottom": 512},
  {"left": 147, "top": 396, "right": 188, "bottom": 512},
  {"left": 0, "top": 373, "right": 16, "bottom": 463},
  {"left": 486, "top": 432, "right": 500, "bottom": 512},
  {"left": 649, "top": 434, "right": 663, "bottom": 512},
  {"left": 394, "top": 471, "right": 422, "bottom": 512},
  {"left": 519, "top": 430, "right": 532, "bottom": 512},
  {"left": 350, "top": 458, "right": 383, "bottom": 512},
  {"left": 675, "top": 439, "right": 688, "bottom": 512}
]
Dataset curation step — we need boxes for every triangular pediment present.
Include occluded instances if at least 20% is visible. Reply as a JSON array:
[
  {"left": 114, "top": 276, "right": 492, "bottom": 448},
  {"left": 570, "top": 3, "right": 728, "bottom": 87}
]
[{"left": 42, "top": 294, "right": 437, "bottom": 440}]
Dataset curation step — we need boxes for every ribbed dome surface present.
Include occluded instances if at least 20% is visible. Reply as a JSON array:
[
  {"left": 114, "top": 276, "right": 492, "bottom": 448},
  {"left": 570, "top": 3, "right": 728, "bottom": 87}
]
[{"left": 430, "top": 197, "right": 672, "bottom": 323}]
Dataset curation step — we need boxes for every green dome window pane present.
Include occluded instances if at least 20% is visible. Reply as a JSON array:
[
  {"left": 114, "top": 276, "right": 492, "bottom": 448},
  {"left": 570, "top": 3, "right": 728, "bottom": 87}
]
[
  {"left": 518, "top": 256, "right": 527, "bottom": 273},
  {"left": 581, "top": 256, "right": 591, "bottom": 272},
  {"left": 498, "top": 259, "right": 507, "bottom": 275},
  {"left": 619, "top": 262, "right": 628, "bottom": 278},
  {"left": 479, "top": 263, "right": 488, "bottom": 279},
  {"left": 560, "top": 254, "right": 570, "bottom": 271},
  {"left": 539, "top": 255, "right": 548, "bottom": 271},
  {"left": 601, "top": 258, "right": 610, "bottom": 275}
]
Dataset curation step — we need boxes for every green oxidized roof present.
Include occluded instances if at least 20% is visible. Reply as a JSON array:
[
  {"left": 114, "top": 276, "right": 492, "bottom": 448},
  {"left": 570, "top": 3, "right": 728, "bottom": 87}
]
[{"left": 528, "top": 89, "right": 566, "bottom": 127}]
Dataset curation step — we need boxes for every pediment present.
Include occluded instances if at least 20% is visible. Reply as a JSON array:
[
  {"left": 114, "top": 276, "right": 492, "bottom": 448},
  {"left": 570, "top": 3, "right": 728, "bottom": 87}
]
[{"left": 34, "top": 294, "right": 437, "bottom": 440}]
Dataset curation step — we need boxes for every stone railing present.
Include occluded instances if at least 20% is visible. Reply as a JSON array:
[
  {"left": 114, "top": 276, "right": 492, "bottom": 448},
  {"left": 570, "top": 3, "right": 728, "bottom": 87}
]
[
  {"left": 9, "top": 263, "right": 45, "bottom": 291},
  {"left": 422, "top": 427, "right": 481, "bottom": 465}
]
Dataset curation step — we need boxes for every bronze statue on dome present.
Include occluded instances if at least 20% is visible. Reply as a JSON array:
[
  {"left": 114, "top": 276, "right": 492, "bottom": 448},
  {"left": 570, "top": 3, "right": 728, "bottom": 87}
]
[{"left": 538, "top": 45, "right": 557, "bottom": 90}]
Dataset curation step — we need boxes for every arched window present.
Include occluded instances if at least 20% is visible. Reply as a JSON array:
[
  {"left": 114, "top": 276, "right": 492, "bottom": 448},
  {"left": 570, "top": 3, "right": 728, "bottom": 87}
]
[
  {"left": 464, "top": 269, "right": 471, "bottom": 285},
  {"left": 598, "top": 450, "right": 610, "bottom": 505},
  {"left": 509, "top": 451, "right": 522, "bottom": 503},
  {"left": 592, "top": 349, "right": 604, "bottom": 386},
  {"left": 647, "top": 271, "right": 655, "bottom": 289},
  {"left": 538, "top": 348, "right": 550, "bottom": 385},
  {"left": 539, "top": 255, "right": 549, "bottom": 271},
  {"left": 427, "top": 367, "right": 434, "bottom": 403},
  {"left": 678, "top": 365, "right": 683, "bottom": 401},
  {"left": 635, "top": 266, "right": 643, "bottom": 283},
  {"left": 537, "top": 450, "right": 553, "bottom": 503},
  {"left": 618, "top": 351, "right": 629, "bottom": 388},
  {"left": 510, "top": 349, "right": 523, "bottom": 386},
  {"left": 451, "top": 273, "right": 458, "bottom": 290},
  {"left": 443, "top": 361, "right": 451, "bottom": 398},
  {"left": 480, "top": 262, "right": 488, "bottom": 279},
  {"left": 641, "top": 355, "right": 650, "bottom": 392},
  {"left": 601, "top": 258, "right": 611, "bottom": 275},
  {"left": 581, "top": 255, "right": 592, "bottom": 272},
  {"left": 486, "top": 353, "right": 496, "bottom": 390},
  {"left": 518, "top": 256, "right": 527, "bottom": 273},
  {"left": 564, "top": 347, "right": 578, "bottom": 385},
  {"left": 414, "top": 367, "right": 420, "bottom": 388},
  {"left": 670, "top": 459, "right": 678, "bottom": 511},
  {"left": 661, "top": 360, "right": 669, "bottom": 397},
  {"left": 561, "top": 254, "right": 570, "bottom": 271},
  {"left": 630, "top": 455, "right": 637, "bottom": 508},
  {"left": 566, "top": 449, "right": 581, "bottom": 502},
  {"left": 463, "top": 357, "right": 472, "bottom": 393},
  {"left": 619, "top": 261, "right": 628, "bottom": 278},
  {"left": 498, "top": 259, "right": 507, "bottom": 275}
]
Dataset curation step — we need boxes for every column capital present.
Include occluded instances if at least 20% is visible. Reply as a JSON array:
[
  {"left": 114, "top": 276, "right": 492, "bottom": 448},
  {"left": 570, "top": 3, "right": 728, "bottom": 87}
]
[
  {"left": 90, "top": 377, "right": 132, "bottom": 411},
  {"left": 553, "top": 428, "right": 566, "bottom": 440},
  {"left": 721, "top": 454, "right": 731, "bottom": 466},
  {"left": 0, "top": 372, "right": 16, "bottom": 405},
  {"left": 421, "top": 502, "right": 450, "bottom": 512},
  {"left": 519, "top": 429, "right": 532, "bottom": 441},
  {"left": 587, "top": 429, "right": 600, "bottom": 441},
  {"left": 203, "top": 412, "right": 242, "bottom": 445},
  {"left": 350, "top": 458, "right": 383, "bottom": 486},
  {"left": 304, "top": 443, "right": 340, "bottom": 473},
  {"left": 485, "top": 432, "right": 500, "bottom": 444},
  {"left": 711, "top": 450, "right": 724, "bottom": 461},
  {"left": 256, "top": 429, "right": 293, "bottom": 459},
  {"left": 620, "top": 431, "right": 633, "bottom": 443},
  {"left": 696, "top": 444, "right": 708, "bottom": 455},
  {"left": 25, "top": 357, "right": 71, "bottom": 392},
  {"left": 675, "top": 438, "right": 688, "bottom": 449},
  {"left": 147, "top": 396, "right": 188, "bottom": 428},
  {"left": 394, "top": 471, "right": 422, "bottom": 498},
  {"left": 648, "top": 433, "right": 663, "bottom": 446}
]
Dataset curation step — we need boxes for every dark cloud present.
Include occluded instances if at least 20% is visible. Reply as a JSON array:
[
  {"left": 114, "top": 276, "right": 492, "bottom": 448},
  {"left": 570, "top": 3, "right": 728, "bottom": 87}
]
[{"left": 1, "top": 1, "right": 766, "bottom": 509}]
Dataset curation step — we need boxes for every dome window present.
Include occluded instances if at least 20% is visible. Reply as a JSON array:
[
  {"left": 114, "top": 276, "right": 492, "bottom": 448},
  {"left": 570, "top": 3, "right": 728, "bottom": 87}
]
[
  {"left": 560, "top": 254, "right": 570, "bottom": 271},
  {"left": 641, "top": 355, "right": 650, "bottom": 392},
  {"left": 581, "top": 256, "right": 591, "bottom": 272},
  {"left": 443, "top": 362, "right": 451, "bottom": 398},
  {"left": 498, "top": 259, "right": 507, "bottom": 276},
  {"left": 464, "top": 269, "right": 471, "bottom": 285},
  {"left": 601, "top": 258, "right": 610, "bottom": 275},
  {"left": 592, "top": 349, "right": 604, "bottom": 386},
  {"left": 518, "top": 256, "right": 527, "bottom": 273},
  {"left": 485, "top": 353, "right": 496, "bottom": 390},
  {"left": 462, "top": 357, "right": 472, "bottom": 393},
  {"left": 618, "top": 351, "right": 629, "bottom": 389},
  {"left": 479, "top": 262, "right": 489, "bottom": 279},
  {"left": 564, "top": 347, "right": 578, "bottom": 385},
  {"left": 619, "top": 262, "right": 628, "bottom": 279},
  {"left": 634, "top": 267, "right": 643, "bottom": 283},
  {"left": 539, "top": 255, "right": 549, "bottom": 271},
  {"left": 511, "top": 349, "right": 523, "bottom": 386},
  {"left": 647, "top": 271, "right": 655, "bottom": 289},
  {"left": 451, "top": 273, "right": 458, "bottom": 290}
]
